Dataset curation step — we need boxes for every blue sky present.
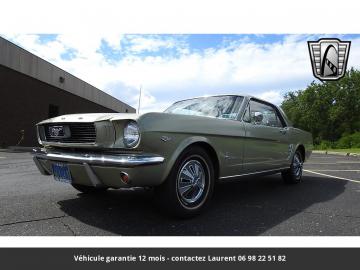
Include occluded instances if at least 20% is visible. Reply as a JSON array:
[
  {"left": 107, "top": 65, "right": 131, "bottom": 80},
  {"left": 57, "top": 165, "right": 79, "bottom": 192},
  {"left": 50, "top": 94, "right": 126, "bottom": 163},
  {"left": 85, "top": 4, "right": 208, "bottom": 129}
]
[
  {"left": 3, "top": 34, "right": 360, "bottom": 112},
  {"left": 38, "top": 33, "right": 359, "bottom": 60}
]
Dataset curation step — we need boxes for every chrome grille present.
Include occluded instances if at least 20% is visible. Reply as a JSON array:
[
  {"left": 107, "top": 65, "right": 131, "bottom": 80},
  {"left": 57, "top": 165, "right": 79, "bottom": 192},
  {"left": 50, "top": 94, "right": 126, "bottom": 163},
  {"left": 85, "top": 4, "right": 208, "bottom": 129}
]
[{"left": 42, "top": 123, "right": 96, "bottom": 144}]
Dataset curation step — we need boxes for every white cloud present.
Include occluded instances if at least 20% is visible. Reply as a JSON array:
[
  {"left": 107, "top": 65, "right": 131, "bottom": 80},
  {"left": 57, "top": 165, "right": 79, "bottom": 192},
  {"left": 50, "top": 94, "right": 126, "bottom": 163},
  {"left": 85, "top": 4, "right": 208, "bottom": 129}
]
[
  {"left": 56, "top": 34, "right": 101, "bottom": 58},
  {"left": 257, "top": 90, "right": 283, "bottom": 104},
  {"left": 103, "top": 34, "right": 124, "bottom": 50},
  {"left": 3, "top": 34, "right": 360, "bottom": 113},
  {"left": 123, "top": 35, "right": 186, "bottom": 54}
]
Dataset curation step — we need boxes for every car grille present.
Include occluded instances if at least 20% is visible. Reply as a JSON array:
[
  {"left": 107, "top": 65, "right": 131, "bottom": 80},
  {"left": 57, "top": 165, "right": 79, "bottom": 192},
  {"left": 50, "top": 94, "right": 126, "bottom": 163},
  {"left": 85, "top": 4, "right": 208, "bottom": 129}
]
[{"left": 42, "top": 123, "right": 96, "bottom": 144}]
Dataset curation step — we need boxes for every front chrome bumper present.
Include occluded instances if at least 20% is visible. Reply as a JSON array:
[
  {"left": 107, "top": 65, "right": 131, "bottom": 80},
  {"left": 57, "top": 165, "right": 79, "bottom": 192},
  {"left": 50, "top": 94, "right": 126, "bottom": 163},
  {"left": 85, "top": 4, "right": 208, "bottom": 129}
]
[
  {"left": 32, "top": 148, "right": 166, "bottom": 187},
  {"left": 32, "top": 148, "right": 165, "bottom": 168}
]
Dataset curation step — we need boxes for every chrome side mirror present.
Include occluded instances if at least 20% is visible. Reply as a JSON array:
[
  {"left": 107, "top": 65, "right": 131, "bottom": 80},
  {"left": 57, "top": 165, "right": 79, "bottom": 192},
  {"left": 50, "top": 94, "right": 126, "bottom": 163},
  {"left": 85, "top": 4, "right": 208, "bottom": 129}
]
[{"left": 253, "top": 111, "right": 263, "bottom": 124}]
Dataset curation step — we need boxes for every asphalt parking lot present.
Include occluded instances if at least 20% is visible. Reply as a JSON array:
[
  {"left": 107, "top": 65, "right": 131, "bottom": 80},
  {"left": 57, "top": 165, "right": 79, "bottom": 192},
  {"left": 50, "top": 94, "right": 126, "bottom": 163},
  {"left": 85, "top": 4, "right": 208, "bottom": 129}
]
[{"left": 0, "top": 151, "right": 359, "bottom": 236}]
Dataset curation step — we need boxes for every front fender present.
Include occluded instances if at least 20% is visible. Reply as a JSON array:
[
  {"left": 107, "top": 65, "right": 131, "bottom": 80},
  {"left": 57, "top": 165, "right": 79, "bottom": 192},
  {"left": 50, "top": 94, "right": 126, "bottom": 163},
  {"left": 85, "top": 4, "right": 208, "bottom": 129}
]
[{"left": 160, "top": 136, "right": 213, "bottom": 182}]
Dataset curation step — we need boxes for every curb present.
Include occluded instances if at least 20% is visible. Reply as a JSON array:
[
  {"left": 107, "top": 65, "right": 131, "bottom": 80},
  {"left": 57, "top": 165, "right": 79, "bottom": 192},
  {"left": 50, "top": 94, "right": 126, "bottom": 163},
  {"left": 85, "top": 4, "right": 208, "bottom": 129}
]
[{"left": 313, "top": 150, "right": 359, "bottom": 157}]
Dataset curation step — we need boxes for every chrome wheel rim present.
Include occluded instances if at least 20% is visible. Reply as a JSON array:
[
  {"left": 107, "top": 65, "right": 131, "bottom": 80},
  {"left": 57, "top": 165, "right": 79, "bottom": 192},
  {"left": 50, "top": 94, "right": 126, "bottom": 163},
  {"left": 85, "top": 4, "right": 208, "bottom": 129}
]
[
  {"left": 177, "top": 159, "right": 206, "bottom": 205},
  {"left": 293, "top": 153, "right": 303, "bottom": 179}
]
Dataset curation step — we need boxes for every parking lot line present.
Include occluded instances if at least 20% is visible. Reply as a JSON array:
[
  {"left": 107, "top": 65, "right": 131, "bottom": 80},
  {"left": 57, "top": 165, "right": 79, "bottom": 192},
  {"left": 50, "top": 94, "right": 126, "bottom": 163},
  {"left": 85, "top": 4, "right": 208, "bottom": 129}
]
[
  {"left": 307, "top": 162, "right": 360, "bottom": 165},
  {"left": 304, "top": 169, "right": 360, "bottom": 184},
  {"left": 310, "top": 170, "right": 360, "bottom": 172},
  {"left": 306, "top": 163, "right": 338, "bottom": 165}
]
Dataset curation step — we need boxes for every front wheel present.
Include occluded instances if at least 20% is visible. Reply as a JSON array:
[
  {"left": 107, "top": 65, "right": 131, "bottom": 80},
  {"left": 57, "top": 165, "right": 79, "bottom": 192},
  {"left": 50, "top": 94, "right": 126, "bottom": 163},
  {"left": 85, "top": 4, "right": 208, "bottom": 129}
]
[
  {"left": 155, "top": 146, "right": 215, "bottom": 218},
  {"left": 281, "top": 150, "right": 303, "bottom": 184}
]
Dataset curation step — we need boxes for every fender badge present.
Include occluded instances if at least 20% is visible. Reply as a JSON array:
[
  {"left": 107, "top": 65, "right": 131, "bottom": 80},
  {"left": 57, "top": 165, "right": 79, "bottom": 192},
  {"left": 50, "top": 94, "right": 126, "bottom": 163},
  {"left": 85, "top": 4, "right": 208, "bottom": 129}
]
[{"left": 161, "top": 136, "right": 171, "bottom": 142}]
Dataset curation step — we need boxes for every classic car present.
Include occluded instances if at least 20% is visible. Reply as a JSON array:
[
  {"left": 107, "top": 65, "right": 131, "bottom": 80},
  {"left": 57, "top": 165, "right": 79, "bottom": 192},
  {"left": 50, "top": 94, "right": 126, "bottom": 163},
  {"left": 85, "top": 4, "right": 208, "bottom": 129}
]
[{"left": 33, "top": 95, "right": 313, "bottom": 217}]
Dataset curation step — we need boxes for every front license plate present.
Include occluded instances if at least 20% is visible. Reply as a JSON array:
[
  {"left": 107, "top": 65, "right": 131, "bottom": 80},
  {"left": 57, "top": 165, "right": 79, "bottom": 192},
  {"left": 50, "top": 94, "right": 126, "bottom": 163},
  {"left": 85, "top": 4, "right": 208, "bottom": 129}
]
[{"left": 52, "top": 163, "right": 72, "bottom": 184}]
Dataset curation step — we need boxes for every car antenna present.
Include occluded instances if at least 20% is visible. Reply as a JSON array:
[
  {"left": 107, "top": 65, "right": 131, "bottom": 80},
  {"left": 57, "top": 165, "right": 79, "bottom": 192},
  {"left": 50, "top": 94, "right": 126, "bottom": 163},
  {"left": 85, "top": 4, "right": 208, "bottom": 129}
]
[{"left": 137, "top": 85, "right": 142, "bottom": 114}]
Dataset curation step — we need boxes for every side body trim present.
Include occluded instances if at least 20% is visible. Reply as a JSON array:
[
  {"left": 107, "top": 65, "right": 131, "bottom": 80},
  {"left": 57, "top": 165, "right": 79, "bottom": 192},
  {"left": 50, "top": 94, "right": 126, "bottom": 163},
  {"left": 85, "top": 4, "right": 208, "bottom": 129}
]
[{"left": 219, "top": 167, "right": 289, "bottom": 180}]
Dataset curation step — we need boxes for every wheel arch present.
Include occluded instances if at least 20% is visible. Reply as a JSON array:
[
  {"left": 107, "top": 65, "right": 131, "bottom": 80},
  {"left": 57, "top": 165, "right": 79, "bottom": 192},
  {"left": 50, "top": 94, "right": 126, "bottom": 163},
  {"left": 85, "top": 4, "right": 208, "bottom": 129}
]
[
  {"left": 161, "top": 136, "right": 220, "bottom": 183},
  {"left": 296, "top": 144, "right": 306, "bottom": 161}
]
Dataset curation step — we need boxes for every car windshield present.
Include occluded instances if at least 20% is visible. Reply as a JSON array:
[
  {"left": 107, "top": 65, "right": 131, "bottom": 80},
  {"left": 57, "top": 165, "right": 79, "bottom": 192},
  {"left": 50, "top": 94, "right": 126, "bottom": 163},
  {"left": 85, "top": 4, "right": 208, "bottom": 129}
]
[{"left": 164, "top": 95, "right": 243, "bottom": 120}]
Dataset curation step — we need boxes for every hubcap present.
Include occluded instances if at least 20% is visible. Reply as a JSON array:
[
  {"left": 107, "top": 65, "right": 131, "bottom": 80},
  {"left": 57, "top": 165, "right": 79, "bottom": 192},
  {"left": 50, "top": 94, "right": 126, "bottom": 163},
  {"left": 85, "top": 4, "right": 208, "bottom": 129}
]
[
  {"left": 177, "top": 159, "right": 206, "bottom": 205},
  {"left": 293, "top": 153, "right": 303, "bottom": 178}
]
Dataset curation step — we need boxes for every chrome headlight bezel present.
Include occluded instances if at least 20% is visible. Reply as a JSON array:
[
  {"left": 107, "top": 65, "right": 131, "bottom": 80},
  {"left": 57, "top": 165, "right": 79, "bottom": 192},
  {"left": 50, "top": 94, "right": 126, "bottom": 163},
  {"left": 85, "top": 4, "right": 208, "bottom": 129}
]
[{"left": 123, "top": 121, "right": 140, "bottom": 148}]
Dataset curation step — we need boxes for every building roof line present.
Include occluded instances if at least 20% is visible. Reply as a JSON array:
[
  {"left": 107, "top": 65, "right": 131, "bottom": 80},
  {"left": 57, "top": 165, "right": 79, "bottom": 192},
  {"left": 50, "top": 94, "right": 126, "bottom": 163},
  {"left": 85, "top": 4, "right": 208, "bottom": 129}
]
[{"left": 0, "top": 36, "right": 135, "bottom": 112}]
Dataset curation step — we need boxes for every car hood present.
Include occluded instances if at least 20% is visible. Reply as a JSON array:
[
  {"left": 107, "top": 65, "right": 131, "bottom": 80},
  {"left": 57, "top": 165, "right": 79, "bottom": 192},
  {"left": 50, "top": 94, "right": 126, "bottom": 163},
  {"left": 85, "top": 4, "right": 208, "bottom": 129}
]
[
  {"left": 37, "top": 111, "right": 218, "bottom": 126},
  {"left": 37, "top": 113, "right": 140, "bottom": 124}
]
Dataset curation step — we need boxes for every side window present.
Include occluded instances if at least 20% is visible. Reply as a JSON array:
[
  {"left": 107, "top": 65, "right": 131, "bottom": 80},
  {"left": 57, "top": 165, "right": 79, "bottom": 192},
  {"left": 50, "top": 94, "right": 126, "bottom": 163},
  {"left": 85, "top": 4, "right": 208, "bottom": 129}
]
[{"left": 247, "top": 100, "right": 283, "bottom": 128}]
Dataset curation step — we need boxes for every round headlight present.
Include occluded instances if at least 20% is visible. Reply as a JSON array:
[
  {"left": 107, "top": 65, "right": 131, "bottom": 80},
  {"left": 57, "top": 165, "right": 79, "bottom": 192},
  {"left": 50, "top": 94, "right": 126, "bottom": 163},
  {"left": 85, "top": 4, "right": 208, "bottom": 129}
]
[{"left": 123, "top": 121, "right": 140, "bottom": 147}]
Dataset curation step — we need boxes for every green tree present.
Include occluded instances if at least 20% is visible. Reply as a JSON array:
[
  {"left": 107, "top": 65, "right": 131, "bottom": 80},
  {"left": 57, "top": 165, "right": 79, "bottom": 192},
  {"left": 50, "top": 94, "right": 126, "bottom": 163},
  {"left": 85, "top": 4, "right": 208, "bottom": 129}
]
[{"left": 281, "top": 69, "right": 360, "bottom": 145}]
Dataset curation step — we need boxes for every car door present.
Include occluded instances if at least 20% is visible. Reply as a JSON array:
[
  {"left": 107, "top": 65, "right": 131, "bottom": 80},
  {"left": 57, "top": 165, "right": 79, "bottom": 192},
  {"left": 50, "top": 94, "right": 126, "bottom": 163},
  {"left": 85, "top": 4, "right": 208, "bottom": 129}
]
[{"left": 242, "top": 99, "right": 289, "bottom": 173}]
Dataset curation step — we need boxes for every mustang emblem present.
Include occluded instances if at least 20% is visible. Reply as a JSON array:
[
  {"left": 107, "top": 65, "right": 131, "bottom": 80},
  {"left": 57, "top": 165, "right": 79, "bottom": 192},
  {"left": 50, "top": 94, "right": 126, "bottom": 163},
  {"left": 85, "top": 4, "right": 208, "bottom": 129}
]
[{"left": 49, "top": 126, "right": 67, "bottom": 138}]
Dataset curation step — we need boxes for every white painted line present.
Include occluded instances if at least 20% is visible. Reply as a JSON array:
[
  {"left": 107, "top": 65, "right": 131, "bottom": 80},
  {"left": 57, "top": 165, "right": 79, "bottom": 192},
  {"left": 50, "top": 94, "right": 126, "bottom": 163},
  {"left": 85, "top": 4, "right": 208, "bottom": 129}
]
[
  {"left": 308, "top": 162, "right": 360, "bottom": 165},
  {"left": 0, "top": 157, "right": 5, "bottom": 159},
  {"left": 304, "top": 169, "right": 360, "bottom": 184},
  {"left": 309, "top": 170, "right": 360, "bottom": 172},
  {"left": 307, "top": 163, "right": 338, "bottom": 165}
]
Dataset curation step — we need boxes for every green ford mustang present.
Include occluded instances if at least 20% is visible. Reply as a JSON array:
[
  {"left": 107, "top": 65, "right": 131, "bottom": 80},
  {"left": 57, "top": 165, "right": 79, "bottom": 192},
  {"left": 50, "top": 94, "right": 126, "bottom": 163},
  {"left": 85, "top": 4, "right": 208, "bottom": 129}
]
[{"left": 33, "top": 95, "right": 313, "bottom": 217}]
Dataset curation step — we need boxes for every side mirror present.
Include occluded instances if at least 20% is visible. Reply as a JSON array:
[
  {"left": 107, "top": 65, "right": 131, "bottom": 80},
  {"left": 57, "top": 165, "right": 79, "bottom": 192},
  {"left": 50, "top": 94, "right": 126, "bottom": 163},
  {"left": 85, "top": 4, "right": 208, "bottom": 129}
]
[{"left": 253, "top": 111, "right": 263, "bottom": 124}]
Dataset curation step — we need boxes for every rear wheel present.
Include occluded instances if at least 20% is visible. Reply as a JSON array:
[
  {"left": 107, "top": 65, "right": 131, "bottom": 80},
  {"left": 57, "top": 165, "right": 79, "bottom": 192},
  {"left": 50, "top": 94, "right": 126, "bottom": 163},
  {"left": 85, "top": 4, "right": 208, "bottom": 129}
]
[
  {"left": 155, "top": 146, "right": 215, "bottom": 218},
  {"left": 71, "top": 183, "right": 108, "bottom": 194},
  {"left": 281, "top": 150, "right": 303, "bottom": 184}
]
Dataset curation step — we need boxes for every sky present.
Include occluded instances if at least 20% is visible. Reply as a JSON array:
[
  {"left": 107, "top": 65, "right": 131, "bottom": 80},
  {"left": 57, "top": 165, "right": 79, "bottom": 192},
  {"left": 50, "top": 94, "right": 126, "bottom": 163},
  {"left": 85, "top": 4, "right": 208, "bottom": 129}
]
[{"left": 2, "top": 34, "right": 360, "bottom": 113}]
